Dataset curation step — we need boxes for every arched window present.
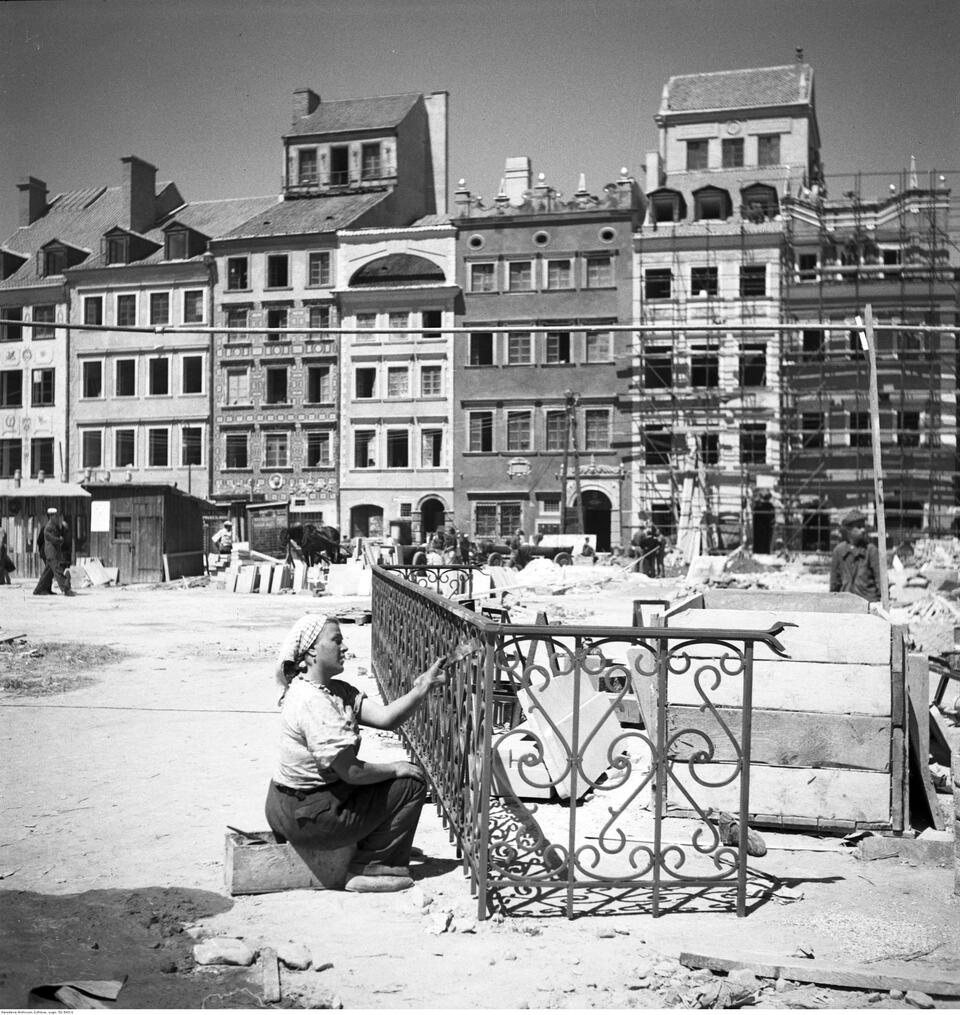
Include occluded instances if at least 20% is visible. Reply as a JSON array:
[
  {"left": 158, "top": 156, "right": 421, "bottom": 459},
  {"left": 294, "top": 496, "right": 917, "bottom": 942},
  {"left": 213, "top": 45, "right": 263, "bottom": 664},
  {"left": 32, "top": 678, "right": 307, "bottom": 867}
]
[
  {"left": 693, "top": 186, "right": 732, "bottom": 221},
  {"left": 647, "top": 188, "right": 686, "bottom": 224},
  {"left": 740, "top": 183, "right": 779, "bottom": 222}
]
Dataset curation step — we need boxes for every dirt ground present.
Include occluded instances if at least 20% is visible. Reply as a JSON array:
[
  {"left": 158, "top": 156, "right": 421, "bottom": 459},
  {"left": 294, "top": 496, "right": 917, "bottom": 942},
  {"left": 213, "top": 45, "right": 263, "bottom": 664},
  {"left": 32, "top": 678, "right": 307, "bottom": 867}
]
[{"left": 1, "top": 572, "right": 959, "bottom": 1011}]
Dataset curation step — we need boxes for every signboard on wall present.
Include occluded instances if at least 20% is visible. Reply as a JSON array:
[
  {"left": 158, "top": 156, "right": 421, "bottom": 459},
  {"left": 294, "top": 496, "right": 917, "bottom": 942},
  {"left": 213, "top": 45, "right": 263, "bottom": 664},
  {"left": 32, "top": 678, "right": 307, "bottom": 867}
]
[{"left": 90, "top": 500, "right": 110, "bottom": 533}]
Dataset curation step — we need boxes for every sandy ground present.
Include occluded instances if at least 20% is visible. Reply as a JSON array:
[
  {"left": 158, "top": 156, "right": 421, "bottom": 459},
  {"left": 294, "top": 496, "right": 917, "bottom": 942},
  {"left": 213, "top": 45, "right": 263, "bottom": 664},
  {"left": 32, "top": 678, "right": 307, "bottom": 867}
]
[{"left": 1, "top": 573, "right": 959, "bottom": 1010}]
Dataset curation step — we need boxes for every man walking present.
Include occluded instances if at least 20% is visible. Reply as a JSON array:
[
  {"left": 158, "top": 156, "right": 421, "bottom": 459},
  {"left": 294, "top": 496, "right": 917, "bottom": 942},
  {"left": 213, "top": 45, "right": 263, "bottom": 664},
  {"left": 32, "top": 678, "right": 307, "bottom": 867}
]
[
  {"left": 33, "top": 507, "right": 75, "bottom": 597},
  {"left": 829, "top": 510, "right": 881, "bottom": 603}
]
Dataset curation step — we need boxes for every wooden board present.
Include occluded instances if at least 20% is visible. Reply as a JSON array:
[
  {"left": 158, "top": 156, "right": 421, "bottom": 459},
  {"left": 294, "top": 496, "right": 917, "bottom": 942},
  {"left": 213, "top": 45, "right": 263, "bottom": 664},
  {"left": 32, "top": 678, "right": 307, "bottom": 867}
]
[
  {"left": 857, "top": 833, "right": 954, "bottom": 866},
  {"left": 224, "top": 831, "right": 353, "bottom": 894},
  {"left": 665, "top": 609, "right": 892, "bottom": 664},
  {"left": 261, "top": 947, "right": 281, "bottom": 1004},
  {"left": 258, "top": 564, "right": 273, "bottom": 595},
  {"left": 680, "top": 950, "right": 960, "bottom": 996},
  {"left": 666, "top": 662, "right": 891, "bottom": 716},
  {"left": 698, "top": 589, "right": 868, "bottom": 613},
  {"left": 906, "top": 652, "right": 944, "bottom": 829},
  {"left": 667, "top": 707, "right": 891, "bottom": 771},
  {"left": 669, "top": 764, "right": 891, "bottom": 823},
  {"left": 235, "top": 565, "right": 258, "bottom": 594}
]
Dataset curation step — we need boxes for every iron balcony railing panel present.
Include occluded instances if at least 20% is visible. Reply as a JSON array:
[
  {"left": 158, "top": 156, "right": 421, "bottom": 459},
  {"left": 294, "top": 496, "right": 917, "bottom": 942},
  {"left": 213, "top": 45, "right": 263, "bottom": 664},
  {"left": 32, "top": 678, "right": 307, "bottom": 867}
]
[{"left": 371, "top": 564, "right": 792, "bottom": 920}]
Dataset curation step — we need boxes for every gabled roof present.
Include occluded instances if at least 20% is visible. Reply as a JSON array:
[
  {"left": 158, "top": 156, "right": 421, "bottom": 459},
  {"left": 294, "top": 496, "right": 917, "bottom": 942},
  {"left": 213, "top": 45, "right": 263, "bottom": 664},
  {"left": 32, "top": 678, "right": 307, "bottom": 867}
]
[
  {"left": 222, "top": 192, "right": 389, "bottom": 240},
  {"left": 286, "top": 92, "right": 421, "bottom": 138},
  {"left": 662, "top": 64, "right": 814, "bottom": 114}
]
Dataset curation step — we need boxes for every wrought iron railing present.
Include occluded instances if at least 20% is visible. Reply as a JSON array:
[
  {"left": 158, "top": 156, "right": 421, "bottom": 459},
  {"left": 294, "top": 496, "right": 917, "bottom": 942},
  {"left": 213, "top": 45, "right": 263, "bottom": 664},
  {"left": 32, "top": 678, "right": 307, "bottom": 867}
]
[
  {"left": 371, "top": 564, "right": 791, "bottom": 920},
  {"left": 379, "top": 563, "right": 481, "bottom": 599}
]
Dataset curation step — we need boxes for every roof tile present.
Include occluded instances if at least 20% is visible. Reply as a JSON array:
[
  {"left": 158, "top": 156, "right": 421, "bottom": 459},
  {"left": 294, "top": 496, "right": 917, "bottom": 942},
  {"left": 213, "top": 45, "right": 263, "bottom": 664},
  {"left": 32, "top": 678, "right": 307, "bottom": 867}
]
[
  {"left": 286, "top": 93, "right": 421, "bottom": 138},
  {"left": 664, "top": 64, "right": 813, "bottom": 113}
]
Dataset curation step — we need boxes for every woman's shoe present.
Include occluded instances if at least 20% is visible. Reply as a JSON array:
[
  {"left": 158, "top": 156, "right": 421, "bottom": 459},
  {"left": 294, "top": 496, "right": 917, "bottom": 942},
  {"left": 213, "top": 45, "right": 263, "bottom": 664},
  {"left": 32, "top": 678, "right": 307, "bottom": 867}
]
[{"left": 344, "top": 874, "right": 414, "bottom": 893}]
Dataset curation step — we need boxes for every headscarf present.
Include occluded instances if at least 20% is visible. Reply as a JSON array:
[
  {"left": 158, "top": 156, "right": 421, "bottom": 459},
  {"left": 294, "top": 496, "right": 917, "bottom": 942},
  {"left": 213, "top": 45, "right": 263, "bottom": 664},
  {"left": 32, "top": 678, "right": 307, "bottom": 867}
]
[{"left": 274, "top": 613, "right": 330, "bottom": 698}]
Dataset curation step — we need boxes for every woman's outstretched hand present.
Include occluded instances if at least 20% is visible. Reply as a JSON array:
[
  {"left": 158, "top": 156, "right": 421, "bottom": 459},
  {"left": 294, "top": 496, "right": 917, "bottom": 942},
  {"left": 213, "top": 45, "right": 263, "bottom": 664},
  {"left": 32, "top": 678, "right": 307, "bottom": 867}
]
[{"left": 419, "top": 656, "right": 450, "bottom": 690}]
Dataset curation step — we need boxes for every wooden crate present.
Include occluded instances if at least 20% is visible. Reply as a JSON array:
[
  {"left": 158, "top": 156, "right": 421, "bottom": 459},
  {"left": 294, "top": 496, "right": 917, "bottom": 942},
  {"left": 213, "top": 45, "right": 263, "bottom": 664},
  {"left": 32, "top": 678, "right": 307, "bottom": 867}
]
[{"left": 224, "top": 830, "right": 354, "bottom": 895}]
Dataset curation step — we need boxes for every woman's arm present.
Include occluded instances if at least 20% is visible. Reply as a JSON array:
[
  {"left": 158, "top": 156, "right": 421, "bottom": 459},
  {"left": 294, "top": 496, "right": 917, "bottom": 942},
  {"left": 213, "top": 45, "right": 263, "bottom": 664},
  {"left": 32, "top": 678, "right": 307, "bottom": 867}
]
[
  {"left": 359, "top": 658, "right": 448, "bottom": 731},
  {"left": 329, "top": 744, "right": 424, "bottom": 784}
]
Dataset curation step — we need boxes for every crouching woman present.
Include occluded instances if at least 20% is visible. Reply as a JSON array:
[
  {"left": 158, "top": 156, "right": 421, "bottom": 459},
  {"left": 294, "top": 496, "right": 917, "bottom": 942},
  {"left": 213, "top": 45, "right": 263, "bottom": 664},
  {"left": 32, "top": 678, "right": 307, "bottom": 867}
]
[{"left": 265, "top": 614, "right": 448, "bottom": 893}]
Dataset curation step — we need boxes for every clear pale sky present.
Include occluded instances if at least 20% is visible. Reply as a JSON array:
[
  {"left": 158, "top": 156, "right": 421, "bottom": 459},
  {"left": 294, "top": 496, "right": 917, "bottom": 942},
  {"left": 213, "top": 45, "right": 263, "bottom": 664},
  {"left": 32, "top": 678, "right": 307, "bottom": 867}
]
[{"left": 1, "top": 0, "right": 958, "bottom": 240}]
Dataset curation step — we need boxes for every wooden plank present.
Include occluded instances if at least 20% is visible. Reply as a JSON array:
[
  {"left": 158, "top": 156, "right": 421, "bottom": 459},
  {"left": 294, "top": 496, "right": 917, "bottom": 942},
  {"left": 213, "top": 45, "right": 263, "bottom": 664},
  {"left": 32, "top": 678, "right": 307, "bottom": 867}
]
[
  {"left": 700, "top": 590, "right": 868, "bottom": 613},
  {"left": 679, "top": 950, "right": 960, "bottom": 996},
  {"left": 666, "top": 662, "right": 891, "bottom": 716},
  {"left": 857, "top": 833, "right": 954, "bottom": 866},
  {"left": 258, "top": 564, "right": 273, "bottom": 595},
  {"left": 930, "top": 707, "right": 953, "bottom": 767},
  {"left": 235, "top": 566, "right": 258, "bottom": 594},
  {"left": 670, "top": 764, "right": 891, "bottom": 823},
  {"left": 667, "top": 707, "right": 891, "bottom": 771},
  {"left": 890, "top": 625, "right": 907, "bottom": 728},
  {"left": 224, "top": 831, "right": 354, "bottom": 894},
  {"left": 663, "top": 592, "right": 705, "bottom": 619},
  {"left": 261, "top": 947, "right": 281, "bottom": 1004},
  {"left": 665, "top": 609, "right": 893, "bottom": 664},
  {"left": 626, "top": 646, "right": 659, "bottom": 736},
  {"left": 891, "top": 726, "right": 905, "bottom": 832}
]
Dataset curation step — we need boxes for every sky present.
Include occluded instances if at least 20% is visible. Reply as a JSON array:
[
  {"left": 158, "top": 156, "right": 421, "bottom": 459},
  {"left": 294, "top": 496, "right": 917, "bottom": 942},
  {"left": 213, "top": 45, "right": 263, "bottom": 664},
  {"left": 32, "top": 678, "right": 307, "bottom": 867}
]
[{"left": 1, "top": 0, "right": 958, "bottom": 241}]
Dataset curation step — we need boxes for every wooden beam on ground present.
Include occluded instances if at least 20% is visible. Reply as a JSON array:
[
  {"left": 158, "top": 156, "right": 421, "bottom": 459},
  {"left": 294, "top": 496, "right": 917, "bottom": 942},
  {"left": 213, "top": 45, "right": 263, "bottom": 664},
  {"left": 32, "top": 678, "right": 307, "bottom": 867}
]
[
  {"left": 857, "top": 831, "right": 954, "bottom": 866},
  {"left": 679, "top": 950, "right": 960, "bottom": 996},
  {"left": 260, "top": 947, "right": 281, "bottom": 1004}
]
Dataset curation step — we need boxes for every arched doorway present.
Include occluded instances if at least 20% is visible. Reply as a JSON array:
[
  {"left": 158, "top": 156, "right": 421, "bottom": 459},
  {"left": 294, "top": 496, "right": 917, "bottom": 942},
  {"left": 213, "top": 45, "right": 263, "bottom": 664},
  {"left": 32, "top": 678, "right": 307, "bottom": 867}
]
[
  {"left": 420, "top": 497, "right": 446, "bottom": 541},
  {"left": 577, "top": 490, "right": 612, "bottom": 552},
  {"left": 752, "top": 495, "right": 775, "bottom": 554},
  {"left": 351, "top": 504, "right": 383, "bottom": 538}
]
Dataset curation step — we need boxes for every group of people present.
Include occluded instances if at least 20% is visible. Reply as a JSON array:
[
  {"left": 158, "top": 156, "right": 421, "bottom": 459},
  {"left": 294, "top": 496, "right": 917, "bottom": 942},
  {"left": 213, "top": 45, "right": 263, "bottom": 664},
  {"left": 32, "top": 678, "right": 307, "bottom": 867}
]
[{"left": 629, "top": 525, "right": 667, "bottom": 577}]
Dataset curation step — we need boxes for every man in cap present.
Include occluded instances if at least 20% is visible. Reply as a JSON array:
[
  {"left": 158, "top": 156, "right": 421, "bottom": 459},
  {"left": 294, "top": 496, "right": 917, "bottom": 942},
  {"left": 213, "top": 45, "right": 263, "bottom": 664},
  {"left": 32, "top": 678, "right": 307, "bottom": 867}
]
[
  {"left": 33, "top": 507, "right": 75, "bottom": 597},
  {"left": 829, "top": 510, "right": 881, "bottom": 603},
  {"left": 212, "top": 520, "right": 234, "bottom": 565}
]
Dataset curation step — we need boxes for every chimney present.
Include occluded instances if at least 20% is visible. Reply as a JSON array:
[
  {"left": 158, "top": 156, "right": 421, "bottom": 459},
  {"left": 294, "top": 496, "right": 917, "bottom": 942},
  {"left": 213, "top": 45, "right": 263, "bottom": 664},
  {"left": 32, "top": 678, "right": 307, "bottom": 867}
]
[
  {"left": 453, "top": 179, "right": 472, "bottom": 217},
  {"left": 121, "top": 156, "right": 157, "bottom": 233},
  {"left": 293, "top": 88, "right": 321, "bottom": 122},
  {"left": 424, "top": 91, "right": 449, "bottom": 216},
  {"left": 17, "top": 177, "right": 47, "bottom": 226},
  {"left": 503, "top": 157, "right": 531, "bottom": 207}
]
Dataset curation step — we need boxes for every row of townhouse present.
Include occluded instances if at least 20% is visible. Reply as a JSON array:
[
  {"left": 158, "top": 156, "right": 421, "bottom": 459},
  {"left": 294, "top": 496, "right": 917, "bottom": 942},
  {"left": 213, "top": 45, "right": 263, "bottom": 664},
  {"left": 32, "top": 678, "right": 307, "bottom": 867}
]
[{"left": 2, "top": 63, "right": 956, "bottom": 567}]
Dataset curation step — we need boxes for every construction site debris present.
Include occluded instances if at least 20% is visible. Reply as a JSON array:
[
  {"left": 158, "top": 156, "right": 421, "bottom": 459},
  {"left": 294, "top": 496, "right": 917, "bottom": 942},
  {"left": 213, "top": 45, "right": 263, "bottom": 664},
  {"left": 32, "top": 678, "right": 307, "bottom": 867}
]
[
  {"left": 276, "top": 942, "right": 312, "bottom": 970},
  {"left": 192, "top": 938, "right": 256, "bottom": 967},
  {"left": 260, "top": 947, "right": 281, "bottom": 1003}
]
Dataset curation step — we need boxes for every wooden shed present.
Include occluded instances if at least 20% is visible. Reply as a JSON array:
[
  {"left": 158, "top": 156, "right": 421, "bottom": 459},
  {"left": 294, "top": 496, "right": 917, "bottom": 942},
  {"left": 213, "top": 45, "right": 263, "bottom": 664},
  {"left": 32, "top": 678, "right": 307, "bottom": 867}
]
[
  {"left": 0, "top": 479, "right": 92, "bottom": 580},
  {"left": 83, "top": 484, "right": 215, "bottom": 584}
]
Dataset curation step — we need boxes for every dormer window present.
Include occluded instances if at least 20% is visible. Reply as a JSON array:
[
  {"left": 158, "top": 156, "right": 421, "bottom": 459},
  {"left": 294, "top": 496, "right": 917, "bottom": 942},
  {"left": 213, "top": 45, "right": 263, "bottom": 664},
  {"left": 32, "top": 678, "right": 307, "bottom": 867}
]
[
  {"left": 165, "top": 230, "right": 189, "bottom": 260},
  {"left": 298, "top": 149, "right": 318, "bottom": 185},
  {"left": 361, "top": 143, "right": 381, "bottom": 180},
  {"left": 42, "top": 246, "right": 67, "bottom": 277},
  {"left": 741, "top": 184, "right": 779, "bottom": 223},
  {"left": 105, "top": 234, "right": 129, "bottom": 265},
  {"left": 693, "top": 186, "right": 731, "bottom": 221},
  {"left": 648, "top": 189, "right": 686, "bottom": 224},
  {"left": 330, "top": 146, "right": 349, "bottom": 186}
]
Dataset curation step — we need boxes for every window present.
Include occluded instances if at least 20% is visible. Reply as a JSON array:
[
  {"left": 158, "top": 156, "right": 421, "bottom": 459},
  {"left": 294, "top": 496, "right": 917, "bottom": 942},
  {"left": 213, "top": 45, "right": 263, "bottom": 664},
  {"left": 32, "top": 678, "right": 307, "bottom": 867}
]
[
  {"left": 387, "top": 366, "right": 409, "bottom": 398},
  {"left": 32, "top": 304, "right": 55, "bottom": 339},
  {"left": 308, "top": 305, "right": 331, "bottom": 331},
  {"left": 644, "top": 268, "right": 672, "bottom": 300},
  {"left": 699, "top": 433, "right": 719, "bottom": 465},
  {"left": 507, "top": 261, "right": 533, "bottom": 291},
  {"left": 115, "top": 429, "right": 135, "bottom": 467},
  {"left": 227, "top": 257, "right": 249, "bottom": 290},
  {"left": 355, "top": 313, "right": 376, "bottom": 336},
  {"left": 421, "top": 364, "right": 442, "bottom": 396},
  {"left": 165, "top": 231, "right": 189, "bottom": 260},
  {"left": 585, "top": 331, "right": 611, "bottom": 362},
  {"left": 740, "top": 424, "right": 767, "bottom": 463},
  {"left": 470, "top": 332, "right": 493, "bottom": 365},
  {"left": 31, "top": 368, "right": 54, "bottom": 406},
  {"left": 267, "top": 255, "right": 289, "bottom": 288},
  {"left": 757, "top": 134, "right": 780, "bottom": 166},
  {"left": 739, "top": 344, "right": 767, "bottom": 386},
  {"left": 116, "top": 294, "right": 136, "bottom": 327},
  {"left": 474, "top": 502, "right": 521, "bottom": 539},
  {"left": 225, "top": 432, "right": 248, "bottom": 469},
  {"left": 105, "top": 235, "right": 128, "bottom": 265},
  {"left": 361, "top": 143, "right": 382, "bottom": 180},
  {"left": 148, "top": 428, "right": 169, "bottom": 467},
  {"left": 802, "top": 329, "right": 824, "bottom": 361},
  {"left": 797, "top": 252, "right": 818, "bottom": 281},
  {"left": 225, "top": 307, "right": 248, "bottom": 333},
  {"left": 306, "top": 365, "right": 331, "bottom": 403},
  {"left": 330, "top": 145, "right": 349, "bottom": 185},
  {"left": 298, "top": 148, "right": 318, "bottom": 185},
  {"left": 264, "top": 432, "right": 289, "bottom": 469},
  {"left": 149, "top": 292, "right": 170, "bottom": 325},
  {"left": 81, "top": 430, "right": 102, "bottom": 469},
  {"left": 739, "top": 265, "right": 766, "bottom": 297},
  {"left": 354, "top": 430, "right": 375, "bottom": 468},
  {"left": 538, "top": 495, "right": 561, "bottom": 517},
  {"left": 265, "top": 367, "right": 288, "bottom": 404},
  {"left": 644, "top": 428, "right": 672, "bottom": 466},
  {"left": 113, "top": 515, "right": 132, "bottom": 541},
  {"left": 83, "top": 297, "right": 102, "bottom": 327},
  {"left": 1, "top": 307, "right": 23, "bottom": 341},
  {"left": 644, "top": 347, "right": 673, "bottom": 388},
  {"left": 585, "top": 255, "right": 613, "bottom": 288},
  {"left": 148, "top": 357, "right": 169, "bottom": 395},
  {"left": 0, "top": 438, "right": 22, "bottom": 477},
  {"left": 388, "top": 312, "right": 409, "bottom": 339},
  {"left": 386, "top": 429, "right": 409, "bottom": 468},
  {"left": 546, "top": 259, "right": 573, "bottom": 290},
  {"left": 694, "top": 188, "right": 730, "bottom": 220},
  {"left": 0, "top": 370, "right": 22, "bottom": 407},
  {"left": 584, "top": 409, "right": 610, "bottom": 451},
  {"left": 421, "top": 310, "right": 442, "bottom": 339},
  {"left": 42, "top": 247, "right": 67, "bottom": 276},
  {"left": 507, "top": 332, "right": 531, "bottom": 364},
  {"left": 308, "top": 252, "right": 331, "bottom": 287},
  {"left": 306, "top": 429, "right": 332, "bottom": 467},
  {"left": 545, "top": 409, "right": 566, "bottom": 451},
  {"left": 469, "top": 263, "right": 496, "bottom": 293},
  {"left": 31, "top": 437, "right": 54, "bottom": 477},
  {"left": 82, "top": 361, "right": 102, "bottom": 398},
  {"left": 183, "top": 290, "right": 204, "bottom": 324},
  {"left": 896, "top": 411, "right": 920, "bottom": 448},
  {"left": 848, "top": 411, "right": 871, "bottom": 447},
  {"left": 266, "top": 306, "right": 288, "bottom": 337},
  {"left": 722, "top": 138, "right": 743, "bottom": 168},
  {"left": 506, "top": 411, "right": 531, "bottom": 452},
  {"left": 469, "top": 412, "right": 493, "bottom": 452},
  {"left": 545, "top": 332, "right": 571, "bottom": 364},
  {"left": 115, "top": 359, "right": 136, "bottom": 397},
  {"left": 690, "top": 266, "right": 718, "bottom": 297},
  {"left": 181, "top": 426, "right": 203, "bottom": 466},
  {"left": 422, "top": 429, "right": 442, "bottom": 467},
  {"left": 226, "top": 368, "right": 250, "bottom": 406},
  {"left": 690, "top": 352, "right": 719, "bottom": 388},
  {"left": 182, "top": 355, "right": 203, "bottom": 394},
  {"left": 686, "top": 139, "right": 708, "bottom": 170},
  {"left": 801, "top": 412, "right": 824, "bottom": 449},
  {"left": 355, "top": 368, "right": 376, "bottom": 399}
]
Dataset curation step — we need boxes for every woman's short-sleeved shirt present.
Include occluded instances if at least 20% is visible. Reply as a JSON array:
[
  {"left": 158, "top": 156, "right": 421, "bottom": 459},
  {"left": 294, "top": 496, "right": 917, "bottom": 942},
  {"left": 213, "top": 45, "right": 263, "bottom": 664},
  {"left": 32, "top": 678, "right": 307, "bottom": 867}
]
[{"left": 273, "top": 677, "right": 366, "bottom": 789}]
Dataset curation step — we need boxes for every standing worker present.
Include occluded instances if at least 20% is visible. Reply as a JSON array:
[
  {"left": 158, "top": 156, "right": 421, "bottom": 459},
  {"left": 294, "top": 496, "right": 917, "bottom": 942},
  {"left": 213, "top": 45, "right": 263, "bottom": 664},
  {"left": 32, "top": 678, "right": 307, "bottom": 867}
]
[
  {"left": 829, "top": 510, "right": 881, "bottom": 603},
  {"left": 33, "top": 507, "right": 75, "bottom": 597},
  {"left": 212, "top": 520, "right": 234, "bottom": 565}
]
